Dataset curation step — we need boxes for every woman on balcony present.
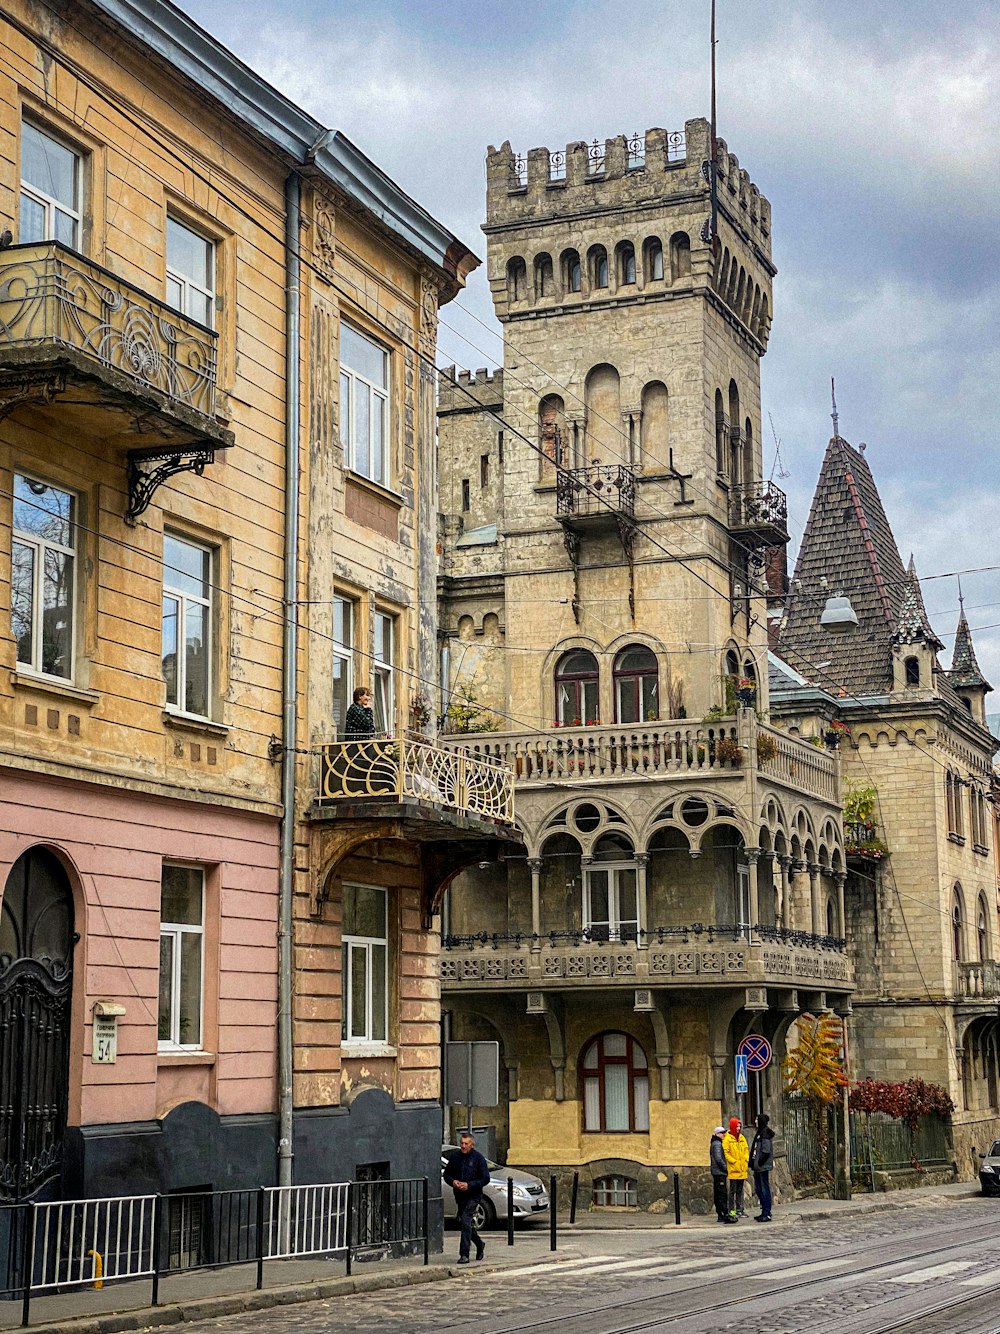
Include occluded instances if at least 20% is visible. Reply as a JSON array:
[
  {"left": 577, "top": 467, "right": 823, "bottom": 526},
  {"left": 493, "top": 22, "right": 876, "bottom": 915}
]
[{"left": 344, "top": 686, "right": 376, "bottom": 740}]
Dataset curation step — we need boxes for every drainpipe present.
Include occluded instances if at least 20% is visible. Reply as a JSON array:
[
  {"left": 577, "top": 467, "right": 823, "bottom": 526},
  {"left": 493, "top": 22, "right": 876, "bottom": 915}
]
[{"left": 277, "top": 169, "right": 301, "bottom": 1187}]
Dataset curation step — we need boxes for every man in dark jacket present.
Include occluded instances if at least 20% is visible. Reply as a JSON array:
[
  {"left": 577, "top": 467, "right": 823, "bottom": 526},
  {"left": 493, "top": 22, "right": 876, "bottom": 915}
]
[
  {"left": 749, "top": 1112, "right": 775, "bottom": 1222},
  {"left": 443, "top": 1132, "right": 491, "bottom": 1263},
  {"left": 709, "top": 1125, "right": 728, "bottom": 1222}
]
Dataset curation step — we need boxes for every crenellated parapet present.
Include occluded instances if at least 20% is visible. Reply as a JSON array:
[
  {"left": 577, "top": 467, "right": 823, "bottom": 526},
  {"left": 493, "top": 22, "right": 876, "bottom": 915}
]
[{"left": 438, "top": 365, "right": 504, "bottom": 415}]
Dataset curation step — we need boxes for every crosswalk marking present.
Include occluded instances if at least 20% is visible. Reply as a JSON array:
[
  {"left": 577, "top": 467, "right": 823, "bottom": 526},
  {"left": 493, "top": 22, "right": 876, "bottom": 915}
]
[
  {"left": 891, "top": 1261, "right": 977, "bottom": 1285},
  {"left": 493, "top": 1255, "right": 618, "bottom": 1280},
  {"left": 487, "top": 1254, "right": 714, "bottom": 1282},
  {"left": 959, "top": 1273, "right": 995, "bottom": 1288}
]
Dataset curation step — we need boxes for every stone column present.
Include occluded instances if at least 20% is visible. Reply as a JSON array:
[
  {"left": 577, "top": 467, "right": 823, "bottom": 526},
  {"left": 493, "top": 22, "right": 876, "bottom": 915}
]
[
  {"left": 777, "top": 855, "right": 791, "bottom": 929},
  {"left": 835, "top": 871, "right": 847, "bottom": 940},
  {"left": 528, "top": 858, "right": 543, "bottom": 951},
  {"left": 809, "top": 863, "right": 822, "bottom": 938},
  {"left": 746, "top": 849, "right": 761, "bottom": 938},
  {"left": 635, "top": 853, "right": 649, "bottom": 948}
]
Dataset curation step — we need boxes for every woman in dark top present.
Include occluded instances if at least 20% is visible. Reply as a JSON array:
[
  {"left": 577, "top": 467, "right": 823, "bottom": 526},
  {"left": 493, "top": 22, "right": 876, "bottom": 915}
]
[{"left": 344, "top": 686, "right": 375, "bottom": 739}]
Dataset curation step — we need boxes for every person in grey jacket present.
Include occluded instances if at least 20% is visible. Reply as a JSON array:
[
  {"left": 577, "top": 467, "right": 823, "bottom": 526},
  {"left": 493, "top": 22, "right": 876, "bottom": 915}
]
[
  {"left": 710, "top": 1125, "right": 729, "bottom": 1223},
  {"left": 749, "top": 1112, "right": 775, "bottom": 1222}
]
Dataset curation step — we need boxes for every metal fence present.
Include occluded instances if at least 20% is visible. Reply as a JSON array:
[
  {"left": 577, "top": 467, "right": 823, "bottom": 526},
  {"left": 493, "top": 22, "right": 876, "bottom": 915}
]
[
  {"left": 782, "top": 1096, "right": 835, "bottom": 1185},
  {"left": 0, "top": 1177, "right": 428, "bottom": 1325},
  {"left": 850, "top": 1113, "right": 950, "bottom": 1185}
]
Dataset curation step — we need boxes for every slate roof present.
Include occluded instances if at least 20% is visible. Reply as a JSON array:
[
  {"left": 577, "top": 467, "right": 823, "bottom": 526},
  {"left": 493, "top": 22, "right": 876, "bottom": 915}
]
[
  {"left": 777, "top": 436, "right": 919, "bottom": 694},
  {"left": 893, "top": 557, "right": 943, "bottom": 650},
  {"left": 949, "top": 600, "right": 991, "bottom": 691}
]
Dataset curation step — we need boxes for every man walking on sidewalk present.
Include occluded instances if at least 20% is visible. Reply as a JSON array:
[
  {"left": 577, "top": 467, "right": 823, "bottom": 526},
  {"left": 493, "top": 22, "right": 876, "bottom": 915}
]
[
  {"left": 750, "top": 1112, "right": 775, "bottom": 1222},
  {"left": 443, "top": 1132, "right": 491, "bottom": 1264},
  {"left": 723, "top": 1117, "right": 749, "bottom": 1222}
]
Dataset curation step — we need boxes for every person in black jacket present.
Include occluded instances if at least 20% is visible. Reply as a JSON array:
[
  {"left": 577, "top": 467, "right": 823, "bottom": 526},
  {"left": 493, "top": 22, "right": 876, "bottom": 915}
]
[
  {"left": 443, "top": 1132, "right": 491, "bottom": 1263},
  {"left": 343, "top": 686, "right": 376, "bottom": 739},
  {"left": 709, "top": 1125, "right": 729, "bottom": 1222},
  {"left": 749, "top": 1112, "right": 775, "bottom": 1222}
]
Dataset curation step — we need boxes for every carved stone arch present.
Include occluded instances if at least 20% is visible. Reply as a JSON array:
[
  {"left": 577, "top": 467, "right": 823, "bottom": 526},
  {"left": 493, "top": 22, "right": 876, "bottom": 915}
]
[
  {"left": 647, "top": 997, "right": 673, "bottom": 1100},
  {"left": 541, "top": 634, "right": 604, "bottom": 725},
  {"left": 447, "top": 996, "right": 529, "bottom": 1101},
  {"left": 690, "top": 816, "right": 754, "bottom": 856}
]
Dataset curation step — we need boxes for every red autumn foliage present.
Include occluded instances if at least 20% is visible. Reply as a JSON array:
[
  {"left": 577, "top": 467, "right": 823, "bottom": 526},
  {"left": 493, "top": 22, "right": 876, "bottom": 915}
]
[{"left": 850, "top": 1077, "right": 954, "bottom": 1169}]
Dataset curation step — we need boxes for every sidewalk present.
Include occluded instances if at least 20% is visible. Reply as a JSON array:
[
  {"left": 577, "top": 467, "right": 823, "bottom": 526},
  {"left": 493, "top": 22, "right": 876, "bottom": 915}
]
[{"left": 12, "top": 1180, "right": 983, "bottom": 1334}]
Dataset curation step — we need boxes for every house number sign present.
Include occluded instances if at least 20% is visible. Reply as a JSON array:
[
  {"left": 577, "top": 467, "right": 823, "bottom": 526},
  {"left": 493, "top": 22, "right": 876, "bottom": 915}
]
[{"left": 91, "top": 1001, "right": 126, "bottom": 1064}]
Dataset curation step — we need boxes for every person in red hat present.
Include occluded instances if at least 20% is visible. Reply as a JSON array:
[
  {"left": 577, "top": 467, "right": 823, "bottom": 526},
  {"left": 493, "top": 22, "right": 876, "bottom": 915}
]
[{"left": 722, "top": 1117, "right": 749, "bottom": 1221}]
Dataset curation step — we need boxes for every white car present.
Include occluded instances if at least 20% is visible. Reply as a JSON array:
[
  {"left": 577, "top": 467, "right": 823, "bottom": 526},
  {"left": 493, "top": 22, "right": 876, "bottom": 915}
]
[
  {"left": 979, "top": 1138, "right": 1000, "bottom": 1197},
  {"left": 441, "top": 1146, "right": 550, "bottom": 1229}
]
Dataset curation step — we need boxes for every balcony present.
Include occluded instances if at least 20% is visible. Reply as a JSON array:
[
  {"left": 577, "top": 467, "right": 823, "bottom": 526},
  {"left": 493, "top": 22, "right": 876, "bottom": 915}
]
[
  {"left": 556, "top": 463, "right": 635, "bottom": 526},
  {"left": 957, "top": 960, "right": 1000, "bottom": 1000},
  {"left": 844, "top": 819, "right": 889, "bottom": 862},
  {"left": 441, "top": 924, "right": 851, "bottom": 994},
  {"left": 316, "top": 736, "right": 514, "bottom": 827},
  {"left": 0, "top": 243, "right": 232, "bottom": 517},
  {"left": 728, "top": 479, "right": 789, "bottom": 546}
]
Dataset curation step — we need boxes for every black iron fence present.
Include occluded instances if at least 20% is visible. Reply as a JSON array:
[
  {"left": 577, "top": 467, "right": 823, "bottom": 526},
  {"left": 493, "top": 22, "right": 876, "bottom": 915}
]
[
  {"left": 444, "top": 923, "right": 845, "bottom": 952},
  {"left": 0, "top": 1177, "right": 429, "bottom": 1325},
  {"left": 850, "top": 1113, "right": 950, "bottom": 1186}
]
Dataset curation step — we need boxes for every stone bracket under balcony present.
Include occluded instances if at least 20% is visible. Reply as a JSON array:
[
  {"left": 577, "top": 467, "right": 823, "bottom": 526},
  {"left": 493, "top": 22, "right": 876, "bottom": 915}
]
[{"left": 556, "top": 463, "right": 636, "bottom": 623}]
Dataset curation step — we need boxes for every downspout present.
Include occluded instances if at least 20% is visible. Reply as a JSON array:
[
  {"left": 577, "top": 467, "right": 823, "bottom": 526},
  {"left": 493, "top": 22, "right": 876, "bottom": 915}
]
[{"left": 277, "top": 169, "right": 301, "bottom": 1187}]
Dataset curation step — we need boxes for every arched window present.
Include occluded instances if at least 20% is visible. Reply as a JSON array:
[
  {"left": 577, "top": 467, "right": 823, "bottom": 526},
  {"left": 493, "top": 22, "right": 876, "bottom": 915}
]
[
  {"left": 669, "top": 231, "right": 691, "bottom": 281},
  {"left": 584, "top": 363, "right": 621, "bottom": 461},
  {"left": 580, "top": 1032, "right": 649, "bottom": 1132},
  {"left": 588, "top": 245, "right": 609, "bottom": 290},
  {"left": 728, "top": 381, "right": 741, "bottom": 483},
  {"left": 555, "top": 649, "right": 599, "bottom": 726},
  {"left": 534, "top": 252, "right": 554, "bottom": 298},
  {"left": 952, "top": 887, "right": 966, "bottom": 963},
  {"left": 639, "top": 381, "right": 668, "bottom": 468},
  {"left": 643, "top": 236, "right": 664, "bottom": 282},
  {"left": 539, "top": 394, "right": 566, "bottom": 474},
  {"left": 506, "top": 256, "right": 526, "bottom": 302},
  {"left": 905, "top": 656, "right": 920, "bottom": 686},
  {"left": 562, "top": 249, "right": 582, "bottom": 294},
  {"left": 715, "top": 388, "right": 727, "bottom": 474},
  {"left": 827, "top": 900, "right": 836, "bottom": 938},
  {"left": 978, "top": 896, "right": 990, "bottom": 962},
  {"left": 616, "top": 241, "right": 636, "bottom": 286},
  {"left": 614, "top": 644, "right": 658, "bottom": 723},
  {"left": 584, "top": 833, "right": 637, "bottom": 941},
  {"left": 743, "top": 418, "right": 754, "bottom": 487}
]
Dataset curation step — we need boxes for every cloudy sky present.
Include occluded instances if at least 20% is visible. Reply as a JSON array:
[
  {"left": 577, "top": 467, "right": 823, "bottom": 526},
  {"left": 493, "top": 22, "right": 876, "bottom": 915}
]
[{"left": 177, "top": 0, "right": 1000, "bottom": 696}]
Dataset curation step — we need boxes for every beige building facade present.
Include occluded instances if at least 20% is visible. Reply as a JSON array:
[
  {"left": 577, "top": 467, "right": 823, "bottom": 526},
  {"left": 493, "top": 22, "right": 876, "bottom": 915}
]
[{"left": 437, "top": 123, "right": 852, "bottom": 1212}]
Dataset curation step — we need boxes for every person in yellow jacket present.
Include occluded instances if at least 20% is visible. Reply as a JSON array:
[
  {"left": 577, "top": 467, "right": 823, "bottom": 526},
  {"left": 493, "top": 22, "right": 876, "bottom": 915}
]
[{"left": 722, "top": 1116, "right": 749, "bottom": 1222}]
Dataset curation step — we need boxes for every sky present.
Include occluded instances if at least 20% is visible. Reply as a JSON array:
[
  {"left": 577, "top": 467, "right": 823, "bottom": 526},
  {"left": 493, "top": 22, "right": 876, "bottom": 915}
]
[{"left": 176, "top": 0, "right": 1000, "bottom": 701}]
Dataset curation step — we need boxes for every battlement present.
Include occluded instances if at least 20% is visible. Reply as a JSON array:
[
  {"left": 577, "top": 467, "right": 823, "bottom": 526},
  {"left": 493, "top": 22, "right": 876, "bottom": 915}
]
[
  {"left": 486, "top": 118, "right": 770, "bottom": 254},
  {"left": 438, "top": 365, "right": 505, "bottom": 415}
]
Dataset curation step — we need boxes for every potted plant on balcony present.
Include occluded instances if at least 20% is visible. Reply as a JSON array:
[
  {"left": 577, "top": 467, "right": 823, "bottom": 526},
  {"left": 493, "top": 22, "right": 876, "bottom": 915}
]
[
  {"left": 735, "top": 677, "right": 757, "bottom": 708},
  {"left": 715, "top": 736, "right": 743, "bottom": 766},
  {"left": 825, "top": 718, "right": 851, "bottom": 750},
  {"left": 756, "top": 732, "right": 778, "bottom": 764}
]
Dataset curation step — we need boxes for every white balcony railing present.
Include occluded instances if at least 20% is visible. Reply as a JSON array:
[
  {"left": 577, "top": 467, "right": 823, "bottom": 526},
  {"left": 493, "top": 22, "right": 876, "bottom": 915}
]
[
  {"left": 317, "top": 736, "right": 514, "bottom": 825},
  {"left": 957, "top": 960, "right": 1000, "bottom": 999}
]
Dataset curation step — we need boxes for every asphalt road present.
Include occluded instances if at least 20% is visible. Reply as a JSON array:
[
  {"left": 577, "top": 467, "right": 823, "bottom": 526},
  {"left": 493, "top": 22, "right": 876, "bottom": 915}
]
[{"left": 165, "top": 1195, "right": 1000, "bottom": 1334}]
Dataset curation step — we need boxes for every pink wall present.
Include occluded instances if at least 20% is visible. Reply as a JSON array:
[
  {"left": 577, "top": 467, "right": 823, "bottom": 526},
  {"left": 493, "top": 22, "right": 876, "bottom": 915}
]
[{"left": 0, "top": 770, "right": 279, "bottom": 1127}]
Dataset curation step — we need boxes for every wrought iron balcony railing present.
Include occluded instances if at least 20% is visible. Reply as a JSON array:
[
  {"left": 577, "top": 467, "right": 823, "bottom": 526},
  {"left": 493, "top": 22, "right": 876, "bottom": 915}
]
[
  {"left": 317, "top": 736, "right": 514, "bottom": 825},
  {"left": 728, "top": 479, "right": 789, "bottom": 543},
  {"left": 556, "top": 463, "right": 635, "bottom": 521},
  {"left": 0, "top": 242, "right": 218, "bottom": 417}
]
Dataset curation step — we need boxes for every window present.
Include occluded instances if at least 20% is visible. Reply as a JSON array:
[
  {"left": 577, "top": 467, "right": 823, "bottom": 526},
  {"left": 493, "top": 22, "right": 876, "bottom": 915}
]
[
  {"left": 643, "top": 237, "right": 664, "bottom": 282},
  {"left": 670, "top": 231, "right": 691, "bottom": 281},
  {"left": 158, "top": 865, "right": 204, "bottom": 1049},
  {"left": 593, "top": 1175, "right": 637, "bottom": 1207},
  {"left": 946, "top": 771, "right": 964, "bottom": 840},
  {"left": 461, "top": 478, "right": 470, "bottom": 512},
  {"left": 614, "top": 645, "right": 658, "bottom": 723},
  {"left": 332, "top": 596, "right": 355, "bottom": 736},
  {"left": 555, "top": 649, "right": 599, "bottom": 725},
  {"left": 166, "top": 214, "right": 214, "bottom": 328},
  {"left": 20, "top": 121, "right": 81, "bottom": 247},
  {"left": 581, "top": 1033, "right": 649, "bottom": 1132},
  {"left": 340, "top": 323, "right": 390, "bottom": 487},
  {"left": 534, "top": 253, "right": 554, "bottom": 298},
  {"left": 584, "top": 835, "right": 637, "bottom": 942},
  {"left": 562, "top": 249, "right": 581, "bottom": 294},
  {"left": 480, "top": 454, "right": 489, "bottom": 488},
  {"left": 373, "top": 611, "right": 395, "bottom": 735},
  {"left": 506, "top": 256, "right": 527, "bottom": 302},
  {"left": 343, "top": 883, "right": 387, "bottom": 1044},
  {"left": 952, "top": 889, "right": 965, "bottom": 963},
  {"left": 589, "top": 245, "right": 609, "bottom": 289},
  {"left": 978, "top": 898, "right": 989, "bottom": 963},
  {"left": 905, "top": 656, "right": 920, "bottom": 686},
  {"left": 162, "top": 533, "right": 212, "bottom": 718},
  {"left": 12, "top": 474, "right": 75, "bottom": 680},
  {"left": 617, "top": 242, "right": 636, "bottom": 286}
]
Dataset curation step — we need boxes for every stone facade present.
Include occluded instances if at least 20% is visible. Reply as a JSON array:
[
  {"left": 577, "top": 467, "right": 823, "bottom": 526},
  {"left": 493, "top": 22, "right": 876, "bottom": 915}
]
[{"left": 437, "top": 121, "right": 852, "bottom": 1212}]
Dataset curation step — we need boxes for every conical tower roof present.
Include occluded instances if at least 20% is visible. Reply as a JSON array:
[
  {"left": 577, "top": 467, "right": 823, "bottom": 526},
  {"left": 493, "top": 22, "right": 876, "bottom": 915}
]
[
  {"left": 778, "top": 436, "right": 935, "bottom": 694},
  {"left": 893, "top": 556, "right": 944, "bottom": 651},
  {"left": 948, "top": 596, "right": 991, "bottom": 691}
]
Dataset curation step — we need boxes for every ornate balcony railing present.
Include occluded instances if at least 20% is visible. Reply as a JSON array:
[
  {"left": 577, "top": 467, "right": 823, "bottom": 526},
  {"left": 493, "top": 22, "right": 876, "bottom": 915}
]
[
  {"left": 0, "top": 242, "right": 218, "bottom": 417},
  {"left": 957, "top": 960, "right": 1000, "bottom": 999},
  {"left": 444, "top": 924, "right": 846, "bottom": 952},
  {"left": 556, "top": 464, "right": 635, "bottom": 521},
  {"left": 728, "top": 480, "right": 789, "bottom": 542},
  {"left": 317, "top": 736, "right": 514, "bottom": 825},
  {"left": 756, "top": 724, "right": 839, "bottom": 803}
]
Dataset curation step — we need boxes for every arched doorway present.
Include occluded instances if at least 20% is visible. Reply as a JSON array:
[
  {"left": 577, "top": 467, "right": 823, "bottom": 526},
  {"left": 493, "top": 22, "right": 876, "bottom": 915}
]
[{"left": 0, "top": 847, "right": 75, "bottom": 1200}]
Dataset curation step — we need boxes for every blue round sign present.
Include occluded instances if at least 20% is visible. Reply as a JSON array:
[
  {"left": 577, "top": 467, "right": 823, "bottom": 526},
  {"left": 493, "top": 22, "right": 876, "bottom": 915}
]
[{"left": 738, "top": 1034, "right": 772, "bottom": 1071}]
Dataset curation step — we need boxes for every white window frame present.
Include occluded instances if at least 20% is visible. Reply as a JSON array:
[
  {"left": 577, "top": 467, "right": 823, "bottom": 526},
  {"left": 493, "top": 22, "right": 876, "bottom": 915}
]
[
  {"left": 332, "top": 594, "right": 356, "bottom": 736},
  {"left": 583, "top": 861, "right": 638, "bottom": 942},
  {"left": 20, "top": 120, "right": 81, "bottom": 248},
  {"left": 340, "top": 323, "right": 390, "bottom": 487},
  {"left": 166, "top": 213, "right": 215, "bottom": 328},
  {"left": 11, "top": 472, "right": 76, "bottom": 681},
  {"left": 158, "top": 864, "right": 205, "bottom": 1051},
  {"left": 162, "top": 532, "right": 213, "bottom": 720},
  {"left": 342, "top": 883, "right": 388, "bottom": 1046},
  {"left": 373, "top": 611, "right": 395, "bottom": 736}
]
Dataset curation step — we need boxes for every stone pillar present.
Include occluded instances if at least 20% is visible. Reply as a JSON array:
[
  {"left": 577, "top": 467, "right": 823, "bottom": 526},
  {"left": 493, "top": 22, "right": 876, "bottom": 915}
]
[
  {"left": 746, "top": 849, "right": 761, "bottom": 937},
  {"left": 635, "top": 853, "right": 649, "bottom": 948},
  {"left": 777, "top": 855, "right": 791, "bottom": 929},
  {"left": 835, "top": 871, "right": 847, "bottom": 940},
  {"left": 528, "top": 858, "right": 543, "bottom": 951},
  {"left": 809, "top": 863, "right": 822, "bottom": 938}
]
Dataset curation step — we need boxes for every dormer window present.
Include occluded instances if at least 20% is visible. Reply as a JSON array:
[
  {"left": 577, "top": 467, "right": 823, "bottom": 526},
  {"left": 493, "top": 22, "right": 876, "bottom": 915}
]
[{"left": 904, "top": 656, "right": 920, "bottom": 686}]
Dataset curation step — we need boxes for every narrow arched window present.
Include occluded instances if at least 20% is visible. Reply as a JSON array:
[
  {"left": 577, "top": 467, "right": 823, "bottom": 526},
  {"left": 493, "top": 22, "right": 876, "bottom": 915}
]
[
  {"left": 589, "top": 245, "right": 609, "bottom": 290},
  {"left": 555, "top": 649, "right": 599, "bottom": 726},
  {"left": 905, "top": 656, "right": 920, "bottom": 686},
  {"left": 715, "top": 388, "right": 726, "bottom": 474},
  {"left": 827, "top": 900, "right": 836, "bottom": 938},
  {"left": 670, "top": 231, "right": 691, "bottom": 281},
  {"left": 644, "top": 236, "right": 664, "bottom": 282},
  {"left": 534, "top": 252, "right": 554, "bottom": 298},
  {"left": 978, "top": 898, "right": 989, "bottom": 962},
  {"left": 617, "top": 241, "right": 636, "bottom": 285},
  {"left": 953, "top": 888, "right": 965, "bottom": 962},
  {"left": 614, "top": 644, "right": 658, "bottom": 723},
  {"left": 580, "top": 1033, "right": 649, "bottom": 1132},
  {"left": 506, "top": 256, "right": 527, "bottom": 302},
  {"left": 562, "top": 249, "right": 581, "bottom": 294}
]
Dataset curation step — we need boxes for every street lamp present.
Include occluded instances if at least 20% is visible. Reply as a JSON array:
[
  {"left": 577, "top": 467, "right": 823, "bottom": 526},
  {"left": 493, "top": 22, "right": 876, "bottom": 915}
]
[{"left": 820, "top": 595, "right": 858, "bottom": 634}]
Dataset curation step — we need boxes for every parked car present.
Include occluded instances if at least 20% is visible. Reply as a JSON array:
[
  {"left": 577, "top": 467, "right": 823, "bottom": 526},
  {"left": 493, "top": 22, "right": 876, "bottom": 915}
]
[
  {"left": 441, "top": 1146, "right": 549, "bottom": 1229},
  {"left": 979, "top": 1139, "right": 1000, "bottom": 1197}
]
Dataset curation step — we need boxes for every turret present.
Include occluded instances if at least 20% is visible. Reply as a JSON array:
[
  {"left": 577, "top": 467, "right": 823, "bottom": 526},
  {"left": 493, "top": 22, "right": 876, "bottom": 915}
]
[{"left": 947, "top": 594, "right": 991, "bottom": 725}]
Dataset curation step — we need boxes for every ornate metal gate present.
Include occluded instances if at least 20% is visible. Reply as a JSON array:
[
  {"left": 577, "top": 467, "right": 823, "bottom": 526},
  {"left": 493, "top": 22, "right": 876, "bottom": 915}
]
[{"left": 0, "top": 848, "right": 74, "bottom": 1202}]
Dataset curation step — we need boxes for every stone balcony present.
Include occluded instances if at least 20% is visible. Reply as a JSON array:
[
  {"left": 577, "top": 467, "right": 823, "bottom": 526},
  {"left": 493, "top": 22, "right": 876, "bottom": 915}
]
[
  {"left": 957, "top": 960, "right": 1000, "bottom": 1000},
  {"left": 440, "top": 715, "right": 839, "bottom": 806},
  {"left": 441, "top": 924, "right": 852, "bottom": 997}
]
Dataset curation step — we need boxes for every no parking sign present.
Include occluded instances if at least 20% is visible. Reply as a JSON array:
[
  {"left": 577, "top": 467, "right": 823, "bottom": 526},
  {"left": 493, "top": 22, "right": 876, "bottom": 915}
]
[{"left": 738, "top": 1034, "right": 773, "bottom": 1071}]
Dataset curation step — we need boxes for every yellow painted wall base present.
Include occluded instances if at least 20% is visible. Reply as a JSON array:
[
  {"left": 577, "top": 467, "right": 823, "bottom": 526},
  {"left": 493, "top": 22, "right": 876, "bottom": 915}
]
[{"left": 508, "top": 1098, "right": 721, "bottom": 1168}]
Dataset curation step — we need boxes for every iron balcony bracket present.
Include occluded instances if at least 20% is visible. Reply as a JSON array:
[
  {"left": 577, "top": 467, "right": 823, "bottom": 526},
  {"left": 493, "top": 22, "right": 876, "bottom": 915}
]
[{"left": 126, "top": 445, "right": 216, "bottom": 523}]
